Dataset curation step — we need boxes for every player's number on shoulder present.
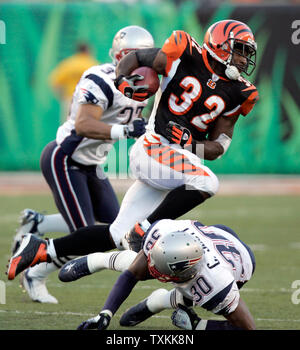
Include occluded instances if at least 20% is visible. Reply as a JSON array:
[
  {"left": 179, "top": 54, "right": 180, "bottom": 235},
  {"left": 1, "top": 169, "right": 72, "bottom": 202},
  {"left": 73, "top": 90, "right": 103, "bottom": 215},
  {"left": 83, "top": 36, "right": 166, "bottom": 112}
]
[{"left": 168, "top": 76, "right": 226, "bottom": 131}]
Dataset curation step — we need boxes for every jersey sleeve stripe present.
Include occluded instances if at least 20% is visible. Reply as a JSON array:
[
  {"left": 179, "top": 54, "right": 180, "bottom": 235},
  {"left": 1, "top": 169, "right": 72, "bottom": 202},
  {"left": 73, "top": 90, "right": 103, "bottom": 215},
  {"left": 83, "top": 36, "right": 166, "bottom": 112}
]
[
  {"left": 201, "top": 281, "right": 234, "bottom": 312},
  {"left": 85, "top": 73, "right": 114, "bottom": 108},
  {"left": 240, "top": 89, "right": 259, "bottom": 116},
  {"left": 223, "top": 105, "right": 241, "bottom": 117}
]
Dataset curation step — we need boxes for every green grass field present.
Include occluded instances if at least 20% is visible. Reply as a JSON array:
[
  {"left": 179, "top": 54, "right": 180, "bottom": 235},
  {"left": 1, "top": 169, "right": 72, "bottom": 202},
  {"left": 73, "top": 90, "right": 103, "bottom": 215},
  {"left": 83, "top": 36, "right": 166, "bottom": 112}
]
[{"left": 1, "top": 192, "right": 300, "bottom": 330}]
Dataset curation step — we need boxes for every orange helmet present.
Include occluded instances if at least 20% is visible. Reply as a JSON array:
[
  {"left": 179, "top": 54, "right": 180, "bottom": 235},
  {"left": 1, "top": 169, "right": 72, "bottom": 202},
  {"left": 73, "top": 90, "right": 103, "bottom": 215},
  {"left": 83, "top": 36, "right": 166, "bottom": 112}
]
[{"left": 203, "top": 19, "right": 257, "bottom": 77}]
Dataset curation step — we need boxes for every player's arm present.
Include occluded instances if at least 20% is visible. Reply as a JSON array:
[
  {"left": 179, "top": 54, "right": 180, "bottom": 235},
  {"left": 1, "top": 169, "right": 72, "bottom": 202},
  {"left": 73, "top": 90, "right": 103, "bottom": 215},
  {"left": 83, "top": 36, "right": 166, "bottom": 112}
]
[
  {"left": 116, "top": 30, "right": 192, "bottom": 77},
  {"left": 115, "top": 31, "right": 191, "bottom": 98},
  {"left": 75, "top": 102, "right": 146, "bottom": 140},
  {"left": 201, "top": 84, "right": 258, "bottom": 160},
  {"left": 166, "top": 114, "right": 238, "bottom": 161},
  {"left": 77, "top": 250, "right": 150, "bottom": 330},
  {"left": 75, "top": 104, "right": 112, "bottom": 139},
  {"left": 115, "top": 48, "right": 166, "bottom": 77},
  {"left": 199, "top": 83, "right": 258, "bottom": 160},
  {"left": 200, "top": 114, "right": 239, "bottom": 160},
  {"left": 224, "top": 297, "right": 256, "bottom": 330},
  {"left": 114, "top": 48, "right": 165, "bottom": 101}
]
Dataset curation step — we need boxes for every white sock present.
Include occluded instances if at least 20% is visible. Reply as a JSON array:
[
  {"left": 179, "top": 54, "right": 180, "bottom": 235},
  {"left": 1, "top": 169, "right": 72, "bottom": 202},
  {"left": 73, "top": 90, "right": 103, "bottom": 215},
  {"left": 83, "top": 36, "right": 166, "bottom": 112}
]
[
  {"left": 109, "top": 180, "right": 168, "bottom": 248},
  {"left": 47, "top": 239, "right": 57, "bottom": 260},
  {"left": 27, "top": 262, "right": 58, "bottom": 280},
  {"left": 146, "top": 288, "right": 184, "bottom": 313},
  {"left": 38, "top": 214, "right": 70, "bottom": 234},
  {"left": 87, "top": 250, "right": 137, "bottom": 274}
]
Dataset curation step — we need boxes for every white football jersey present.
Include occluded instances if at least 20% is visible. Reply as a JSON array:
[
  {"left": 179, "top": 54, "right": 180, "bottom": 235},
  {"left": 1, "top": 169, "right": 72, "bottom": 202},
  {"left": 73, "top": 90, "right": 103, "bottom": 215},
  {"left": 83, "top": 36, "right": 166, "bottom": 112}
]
[
  {"left": 56, "top": 63, "right": 147, "bottom": 165},
  {"left": 143, "top": 219, "right": 255, "bottom": 315}
]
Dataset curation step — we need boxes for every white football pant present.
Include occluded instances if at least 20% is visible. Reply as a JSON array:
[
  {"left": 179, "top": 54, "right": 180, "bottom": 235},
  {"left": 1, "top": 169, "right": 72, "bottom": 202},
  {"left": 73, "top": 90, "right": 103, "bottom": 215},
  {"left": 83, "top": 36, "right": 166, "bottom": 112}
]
[{"left": 109, "top": 134, "right": 219, "bottom": 248}]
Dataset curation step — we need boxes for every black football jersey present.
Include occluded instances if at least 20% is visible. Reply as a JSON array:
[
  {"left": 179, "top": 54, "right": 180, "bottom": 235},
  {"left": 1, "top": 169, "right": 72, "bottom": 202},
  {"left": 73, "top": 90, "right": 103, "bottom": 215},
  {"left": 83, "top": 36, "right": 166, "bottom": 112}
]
[{"left": 150, "top": 30, "right": 259, "bottom": 141}]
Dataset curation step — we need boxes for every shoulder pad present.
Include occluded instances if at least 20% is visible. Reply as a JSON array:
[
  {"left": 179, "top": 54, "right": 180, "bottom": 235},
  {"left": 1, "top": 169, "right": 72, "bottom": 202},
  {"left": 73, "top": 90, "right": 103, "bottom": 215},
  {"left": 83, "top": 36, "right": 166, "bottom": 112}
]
[
  {"left": 162, "top": 31, "right": 193, "bottom": 75},
  {"left": 237, "top": 77, "right": 259, "bottom": 116}
]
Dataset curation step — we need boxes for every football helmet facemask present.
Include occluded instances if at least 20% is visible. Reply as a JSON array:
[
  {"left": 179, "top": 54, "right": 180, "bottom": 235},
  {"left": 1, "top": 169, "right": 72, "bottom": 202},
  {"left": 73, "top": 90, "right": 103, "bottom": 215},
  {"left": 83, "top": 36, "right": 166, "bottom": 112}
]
[
  {"left": 109, "top": 25, "right": 155, "bottom": 65},
  {"left": 202, "top": 19, "right": 257, "bottom": 79},
  {"left": 147, "top": 231, "right": 204, "bottom": 283}
]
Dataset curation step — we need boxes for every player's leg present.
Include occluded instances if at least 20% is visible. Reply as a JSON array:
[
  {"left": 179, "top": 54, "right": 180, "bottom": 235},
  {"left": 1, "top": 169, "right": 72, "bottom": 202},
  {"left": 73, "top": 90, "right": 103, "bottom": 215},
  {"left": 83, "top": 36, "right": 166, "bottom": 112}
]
[
  {"left": 87, "top": 166, "right": 120, "bottom": 224},
  {"left": 19, "top": 143, "right": 102, "bottom": 303},
  {"left": 40, "top": 142, "right": 96, "bottom": 231},
  {"left": 109, "top": 179, "right": 168, "bottom": 249},
  {"left": 7, "top": 225, "right": 138, "bottom": 281},
  {"left": 120, "top": 288, "right": 190, "bottom": 326},
  {"left": 20, "top": 263, "right": 59, "bottom": 304},
  {"left": 58, "top": 250, "right": 138, "bottom": 282},
  {"left": 125, "top": 139, "right": 219, "bottom": 250},
  {"left": 11, "top": 142, "right": 72, "bottom": 254}
]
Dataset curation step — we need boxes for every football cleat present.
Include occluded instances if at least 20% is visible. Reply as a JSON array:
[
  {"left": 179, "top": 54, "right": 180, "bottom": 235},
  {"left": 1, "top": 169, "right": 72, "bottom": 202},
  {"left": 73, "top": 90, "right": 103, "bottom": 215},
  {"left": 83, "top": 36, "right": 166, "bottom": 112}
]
[
  {"left": 125, "top": 222, "right": 146, "bottom": 252},
  {"left": 119, "top": 299, "right": 154, "bottom": 327},
  {"left": 12, "top": 209, "right": 45, "bottom": 254},
  {"left": 20, "top": 269, "right": 58, "bottom": 304},
  {"left": 59, "top": 256, "right": 91, "bottom": 282},
  {"left": 7, "top": 234, "right": 51, "bottom": 280}
]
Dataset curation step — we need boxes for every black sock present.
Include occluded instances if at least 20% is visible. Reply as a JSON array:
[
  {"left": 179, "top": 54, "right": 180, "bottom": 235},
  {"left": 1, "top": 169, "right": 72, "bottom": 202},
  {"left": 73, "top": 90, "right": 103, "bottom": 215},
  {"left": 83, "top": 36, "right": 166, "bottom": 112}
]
[
  {"left": 147, "top": 185, "right": 209, "bottom": 223},
  {"left": 53, "top": 224, "right": 115, "bottom": 257}
]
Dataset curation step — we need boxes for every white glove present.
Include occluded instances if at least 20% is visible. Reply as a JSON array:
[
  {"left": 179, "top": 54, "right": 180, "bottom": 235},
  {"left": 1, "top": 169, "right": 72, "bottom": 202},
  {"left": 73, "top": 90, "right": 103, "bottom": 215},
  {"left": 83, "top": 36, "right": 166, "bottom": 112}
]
[{"left": 171, "top": 304, "right": 201, "bottom": 330}]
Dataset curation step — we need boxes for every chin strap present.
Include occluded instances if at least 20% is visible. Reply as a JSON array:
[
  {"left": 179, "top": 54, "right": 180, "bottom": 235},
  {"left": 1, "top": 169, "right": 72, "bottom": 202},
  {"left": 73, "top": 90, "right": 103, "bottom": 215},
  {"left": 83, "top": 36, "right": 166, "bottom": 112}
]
[{"left": 203, "top": 40, "right": 240, "bottom": 81}]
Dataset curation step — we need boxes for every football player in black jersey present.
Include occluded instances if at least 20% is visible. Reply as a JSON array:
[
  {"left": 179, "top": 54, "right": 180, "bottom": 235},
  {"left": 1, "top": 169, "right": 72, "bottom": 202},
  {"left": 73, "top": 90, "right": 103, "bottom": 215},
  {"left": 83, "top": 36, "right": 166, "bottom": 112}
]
[{"left": 112, "top": 19, "right": 259, "bottom": 251}]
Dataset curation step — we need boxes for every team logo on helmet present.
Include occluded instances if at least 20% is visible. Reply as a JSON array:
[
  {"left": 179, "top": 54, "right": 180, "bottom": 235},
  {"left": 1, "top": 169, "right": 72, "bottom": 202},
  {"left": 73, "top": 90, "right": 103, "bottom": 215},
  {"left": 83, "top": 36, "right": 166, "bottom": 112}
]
[{"left": 168, "top": 257, "right": 202, "bottom": 273}]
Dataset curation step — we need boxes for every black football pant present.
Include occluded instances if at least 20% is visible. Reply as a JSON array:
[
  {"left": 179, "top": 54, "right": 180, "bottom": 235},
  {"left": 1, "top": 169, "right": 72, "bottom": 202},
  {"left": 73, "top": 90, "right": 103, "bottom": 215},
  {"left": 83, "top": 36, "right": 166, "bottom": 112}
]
[{"left": 40, "top": 140, "right": 120, "bottom": 233}]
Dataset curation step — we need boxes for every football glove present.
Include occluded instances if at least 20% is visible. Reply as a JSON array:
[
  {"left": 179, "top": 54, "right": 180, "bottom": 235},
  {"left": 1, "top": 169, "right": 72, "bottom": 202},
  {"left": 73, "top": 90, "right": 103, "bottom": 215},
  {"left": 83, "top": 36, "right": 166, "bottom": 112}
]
[
  {"left": 171, "top": 304, "right": 201, "bottom": 330},
  {"left": 77, "top": 312, "right": 111, "bottom": 330},
  {"left": 166, "top": 121, "right": 193, "bottom": 148},
  {"left": 124, "top": 118, "right": 146, "bottom": 138},
  {"left": 115, "top": 74, "right": 149, "bottom": 101},
  {"left": 124, "top": 222, "right": 146, "bottom": 252}
]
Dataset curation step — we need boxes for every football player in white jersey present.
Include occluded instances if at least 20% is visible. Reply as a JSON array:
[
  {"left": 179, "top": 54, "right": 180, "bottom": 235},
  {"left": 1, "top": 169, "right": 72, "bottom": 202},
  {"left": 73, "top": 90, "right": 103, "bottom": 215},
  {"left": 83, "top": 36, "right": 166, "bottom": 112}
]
[
  {"left": 75, "top": 219, "right": 256, "bottom": 330},
  {"left": 11, "top": 25, "right": 154, "bottom": 303},
  {"left": 8, "top": 218, "right": 256, "bottom": 330}
]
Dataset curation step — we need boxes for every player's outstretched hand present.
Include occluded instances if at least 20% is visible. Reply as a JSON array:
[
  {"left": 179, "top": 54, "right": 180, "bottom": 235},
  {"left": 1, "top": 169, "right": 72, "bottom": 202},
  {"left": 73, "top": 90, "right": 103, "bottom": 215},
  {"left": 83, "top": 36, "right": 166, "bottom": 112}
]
[
  {"left": 77, "top": 312, "right": 111, "bottom": 330},
  {"left": 171, "top": 304, "right": 201, "bottom": 330}
]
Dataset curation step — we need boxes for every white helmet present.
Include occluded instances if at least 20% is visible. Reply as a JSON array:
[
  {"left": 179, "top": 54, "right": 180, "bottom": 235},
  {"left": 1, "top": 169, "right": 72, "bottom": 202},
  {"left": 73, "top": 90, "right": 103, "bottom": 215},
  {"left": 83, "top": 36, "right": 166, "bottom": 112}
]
[
  {"left": 109, "top": 25, "right": 154, "bottom": 65},
  {"left": 147, "top": 231, "right": 204, "bottom": 283}
]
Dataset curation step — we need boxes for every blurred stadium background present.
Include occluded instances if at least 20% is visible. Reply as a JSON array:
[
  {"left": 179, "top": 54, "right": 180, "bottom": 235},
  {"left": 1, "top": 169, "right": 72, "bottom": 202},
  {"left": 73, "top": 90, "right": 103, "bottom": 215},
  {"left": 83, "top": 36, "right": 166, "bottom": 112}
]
[{"left": 0, "top": 0, "right": 300, "bottom": 331}]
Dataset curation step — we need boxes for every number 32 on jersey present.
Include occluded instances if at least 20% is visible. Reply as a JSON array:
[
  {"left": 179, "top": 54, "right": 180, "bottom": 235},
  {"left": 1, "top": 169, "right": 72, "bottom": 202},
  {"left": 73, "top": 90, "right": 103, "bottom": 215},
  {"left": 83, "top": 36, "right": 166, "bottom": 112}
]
[{"left": 168, "top": 76, "right": 225, "bottom": 132}]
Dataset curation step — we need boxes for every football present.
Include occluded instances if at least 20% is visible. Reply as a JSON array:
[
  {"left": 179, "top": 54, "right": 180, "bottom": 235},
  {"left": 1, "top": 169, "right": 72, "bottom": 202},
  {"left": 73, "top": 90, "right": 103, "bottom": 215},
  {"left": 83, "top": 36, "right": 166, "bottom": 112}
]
[{"left": 131, "top": 66, "right": 160, "bottom": 98}]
